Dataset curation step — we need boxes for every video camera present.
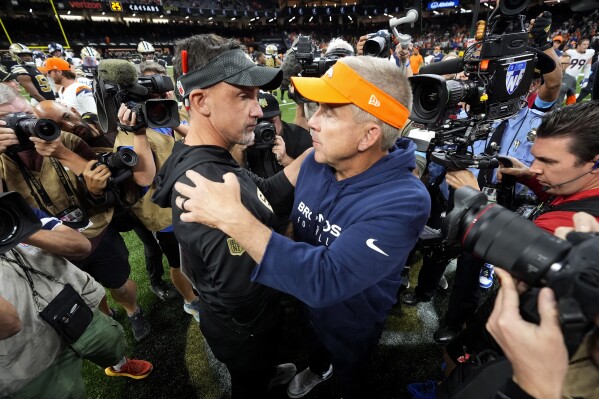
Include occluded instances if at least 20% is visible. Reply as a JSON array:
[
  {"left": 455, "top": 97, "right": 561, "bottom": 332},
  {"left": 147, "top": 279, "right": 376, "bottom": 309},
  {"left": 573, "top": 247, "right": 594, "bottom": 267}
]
[
  {"left": 445, "top": 186, "right": 599, "bottom": 353},
  {"left": 94, "top": 59, "right": 180, "bottom": 134},
  {"left": 409, "top": 0, "right": 538, "bottom": 169},
  {"left": 0, "top": 191, "right": 41, "bottom": 254},
  {"left": 2, "top": 113, "right": 61, "bottom": 152},
  {"left": 294, "top": 35, "right": 338, "bottom": 78},
  {"left": 253, "top": 121, "right": 276, "bottom": 149},
  {"left": 97, "top": 147, "right": 138, "bottom": 186}
]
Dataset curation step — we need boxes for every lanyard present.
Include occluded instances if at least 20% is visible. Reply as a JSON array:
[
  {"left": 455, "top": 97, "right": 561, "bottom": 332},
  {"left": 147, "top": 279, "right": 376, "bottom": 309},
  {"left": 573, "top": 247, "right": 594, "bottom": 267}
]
[
  {"left": 0, "top": 249, "right": 66, "bottom": 311},
  {"left": 9, "top": 153, "right": 81, "bottom": 214}
]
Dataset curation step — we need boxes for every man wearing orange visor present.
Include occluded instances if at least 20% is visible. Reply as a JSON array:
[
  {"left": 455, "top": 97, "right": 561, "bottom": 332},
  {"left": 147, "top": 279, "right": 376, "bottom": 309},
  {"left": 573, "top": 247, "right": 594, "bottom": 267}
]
[{"left": 172, "top": 56, "right": 430, "bottom": 398}]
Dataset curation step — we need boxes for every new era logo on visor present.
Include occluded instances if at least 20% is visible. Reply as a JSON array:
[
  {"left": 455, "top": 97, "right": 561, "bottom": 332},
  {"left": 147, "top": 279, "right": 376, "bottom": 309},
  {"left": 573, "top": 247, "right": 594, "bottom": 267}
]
[
  {"left": 368, "top": 94, "right": 381, "bottom": 107},
  {"left": 177, "top": 80, "right": 185, "bottom": 97}
]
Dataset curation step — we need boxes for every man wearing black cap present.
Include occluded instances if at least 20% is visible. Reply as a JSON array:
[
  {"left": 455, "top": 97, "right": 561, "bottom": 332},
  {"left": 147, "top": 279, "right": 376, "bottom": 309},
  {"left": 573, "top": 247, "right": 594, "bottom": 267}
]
[
  {"left": 152, "top": 34, "right": 307, "bottom": 399},
  {"left": 243, "top": 91, "right": 312, "bottom": 232}
]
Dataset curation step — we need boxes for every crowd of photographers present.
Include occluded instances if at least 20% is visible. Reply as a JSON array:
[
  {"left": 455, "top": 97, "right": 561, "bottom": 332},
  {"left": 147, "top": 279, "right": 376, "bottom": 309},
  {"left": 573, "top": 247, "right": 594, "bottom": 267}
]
[{"left": 0, "top": 3, "right": 598, "bottom": 399}]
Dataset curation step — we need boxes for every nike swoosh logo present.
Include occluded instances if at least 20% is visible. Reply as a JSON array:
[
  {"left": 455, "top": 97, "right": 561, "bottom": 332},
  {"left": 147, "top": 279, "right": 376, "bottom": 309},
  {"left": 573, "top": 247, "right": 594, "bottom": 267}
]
[{"left": 366, "top": 238, "right": 388, "bottom": 256}]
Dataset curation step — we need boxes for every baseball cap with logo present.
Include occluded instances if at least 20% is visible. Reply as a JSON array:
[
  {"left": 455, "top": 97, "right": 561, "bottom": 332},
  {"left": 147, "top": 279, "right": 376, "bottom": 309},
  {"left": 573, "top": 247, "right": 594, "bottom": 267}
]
[
  {"left": 291, "top": 61, "right": 410, "bottom": 129},
  {"left": 258, "top": 92, "right": 280, "bottom": 119},
  {"left": 177, "top": 49, "right": 282, "bottom": 98},
  {"left": 45, "top": 57, "right": 71, "bottom": 71}
]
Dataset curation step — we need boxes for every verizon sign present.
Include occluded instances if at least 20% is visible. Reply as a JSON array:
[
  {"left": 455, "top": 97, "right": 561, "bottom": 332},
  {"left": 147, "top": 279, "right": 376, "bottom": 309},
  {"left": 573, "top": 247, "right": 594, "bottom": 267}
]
[{"left": 69, "top": 1, "right": 103, "bottom": 9}]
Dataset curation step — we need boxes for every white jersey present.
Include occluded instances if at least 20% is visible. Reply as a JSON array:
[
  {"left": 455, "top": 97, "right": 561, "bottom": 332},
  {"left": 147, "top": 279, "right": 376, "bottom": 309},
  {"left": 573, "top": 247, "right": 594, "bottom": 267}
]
[
  {"left": 565, "top": 48, "right": 596, "bottom": 79},
  {"left": 58, "top": 82, "right": 97, "bottom": 114}
]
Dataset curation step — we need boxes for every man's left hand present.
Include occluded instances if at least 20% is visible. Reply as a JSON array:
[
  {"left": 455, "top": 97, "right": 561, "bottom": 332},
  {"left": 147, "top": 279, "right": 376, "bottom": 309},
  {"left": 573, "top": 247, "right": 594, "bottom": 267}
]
[{"left": 175, "top": 171, "right": 244, "bottom": 229}]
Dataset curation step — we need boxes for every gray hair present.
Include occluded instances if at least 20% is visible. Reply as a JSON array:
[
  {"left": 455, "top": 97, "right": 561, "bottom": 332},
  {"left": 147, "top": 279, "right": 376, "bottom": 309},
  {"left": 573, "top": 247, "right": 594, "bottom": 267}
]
[
  {"left": 139, "top": 61, "right": 167, "bottom": 75},
  {"left": 341, "top": 56, "right": 413, "bottom": 150},
  {"left": 325, "top": 38, "right": 355, "bottom": 57}
]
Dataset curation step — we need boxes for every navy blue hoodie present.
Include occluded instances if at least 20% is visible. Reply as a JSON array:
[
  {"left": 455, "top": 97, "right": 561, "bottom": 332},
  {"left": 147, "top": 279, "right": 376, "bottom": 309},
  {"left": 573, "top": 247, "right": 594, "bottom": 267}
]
[{"left": 251, "top": 138, "right": 430, "bottom": 352}]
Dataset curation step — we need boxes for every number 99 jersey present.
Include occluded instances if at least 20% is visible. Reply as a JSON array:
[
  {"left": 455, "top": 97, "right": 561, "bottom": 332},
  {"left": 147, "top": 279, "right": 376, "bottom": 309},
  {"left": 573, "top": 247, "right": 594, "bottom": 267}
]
[{"left": 565, "top": 48, "right": 596, "bottom": 80}]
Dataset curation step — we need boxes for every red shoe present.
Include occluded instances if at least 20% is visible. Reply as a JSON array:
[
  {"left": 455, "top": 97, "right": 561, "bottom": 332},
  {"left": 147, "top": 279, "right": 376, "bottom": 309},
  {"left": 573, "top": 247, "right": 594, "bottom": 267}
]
[{"left": 105, "top": 357, "right": 153, "bottom": 379}]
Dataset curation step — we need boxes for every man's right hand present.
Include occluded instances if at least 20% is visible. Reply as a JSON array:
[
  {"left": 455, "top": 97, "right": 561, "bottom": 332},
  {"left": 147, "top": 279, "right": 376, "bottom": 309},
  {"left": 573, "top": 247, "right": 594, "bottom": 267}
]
[
  {"left": 82, "top": 159, "right": 111, "bottom": 196},
  {"left": 496, "top": 156, "right": 534, "bottom": 182},
  {"left": 0, "top": 121, "right": 19, "bottom": 154}
]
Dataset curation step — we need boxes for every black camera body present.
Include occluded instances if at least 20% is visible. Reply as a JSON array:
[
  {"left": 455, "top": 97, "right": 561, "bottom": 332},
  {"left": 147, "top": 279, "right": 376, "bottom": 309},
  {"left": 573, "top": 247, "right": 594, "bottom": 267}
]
[
  {"left": 94, "top": 70, "right": 180, "bottom": 134},
  {"left": 2, "top": 113, "right": 61, "bottom": 152},
  {"left": 0, "top": 191, "right": 41, "bottom": 254},
  {"left": 444, "top": 186, "right": 599, "bottom": 352},
  {"left": 363, "top": 30, "right": 391, "bottom": 58},
  {"left": 253, "top": 121, "right": 276, "bottom": 149},
  {"left": 97, "top": 147, "right": 138, "bottom": 185},
  {"left": 294, "top": 35, "right": 340, "bottom": 78}
]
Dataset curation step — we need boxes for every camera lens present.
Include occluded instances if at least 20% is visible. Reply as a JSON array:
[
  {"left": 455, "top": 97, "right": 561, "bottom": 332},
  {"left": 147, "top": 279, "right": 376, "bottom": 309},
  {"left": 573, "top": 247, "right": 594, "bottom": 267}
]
[
  {"left": 147, "top": 102, "right": 171, "bottom": 126},
  {"left": 34, "top": 119, "right": 61, "bottom": 141},
  {"left": 363, "top": 37, "right": 386, "bottom": 57},
  {"left": 0, "top": 207, "right": 19, "bottom": 246},
  {"left": 457, "top": 202, "right": 571, "bottom": 285},
  {"left": 418, "top": 86, "right": 441, "bottom": 112},
  {"left": 261, "top": 128, "right": 275, "bottom": 143}
]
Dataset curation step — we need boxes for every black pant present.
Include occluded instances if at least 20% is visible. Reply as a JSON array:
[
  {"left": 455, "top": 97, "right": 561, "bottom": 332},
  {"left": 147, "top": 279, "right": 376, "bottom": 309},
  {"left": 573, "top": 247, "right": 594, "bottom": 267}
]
[
  {"left": 200, "top": 313, "right": 282, "bottom": 399},
  {"left": 304, "top": 312, "right": 382, "bottom": 399},
  {"left": 132, "top": 222, "right": 165, "bottom": 286},
  {"left": 415, "top": 253, "right": 449, "bottom": 299}
]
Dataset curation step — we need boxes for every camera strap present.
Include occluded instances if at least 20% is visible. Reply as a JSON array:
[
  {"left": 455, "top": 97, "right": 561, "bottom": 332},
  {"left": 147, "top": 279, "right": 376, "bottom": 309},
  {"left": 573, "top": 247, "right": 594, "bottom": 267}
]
[
  {"left": 8, "top": 152, "right": 54, "bottom": 215},
  {"left": 533, "top": 196, "right": 599, "bottom": 220},
  {"left": 0, "top": 249, "right": 67, "bottom": 312},
  {"left": 10, "top": 153, "right": 84, "bottom": 218}
]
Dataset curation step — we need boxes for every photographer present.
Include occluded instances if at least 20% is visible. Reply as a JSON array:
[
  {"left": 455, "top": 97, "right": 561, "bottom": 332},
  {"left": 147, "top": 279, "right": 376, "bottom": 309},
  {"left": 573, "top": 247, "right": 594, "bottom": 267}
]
[
  {"left": 34, "top": 100, "right": 115, "bottom": 152},
  {"left": 436, "top": 209, "right": 599, "bottom": 399},
  {"left": 0, "top": 194, "right": 152, "bottom": 399},
  {"left": 0, "top": 85, "right": 153, "bottom": 342},
  {"left": 428, "top": 101, "right": 599, "bottom": 398},
  {"left": 240, "top": 92, "right": 312, "bottom": 233},
  {"left": 112, "top": 60, "right": 200, "bottom": 318}
]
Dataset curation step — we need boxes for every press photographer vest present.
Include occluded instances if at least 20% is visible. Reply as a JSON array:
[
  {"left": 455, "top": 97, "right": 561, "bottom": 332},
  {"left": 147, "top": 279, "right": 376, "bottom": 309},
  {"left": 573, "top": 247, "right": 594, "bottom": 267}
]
[
  {"left": 0, "top": 132, "right": 113, "bottom": 238},
  {"left": 114, "top": 128, "right": 175, "bottom": 231}
]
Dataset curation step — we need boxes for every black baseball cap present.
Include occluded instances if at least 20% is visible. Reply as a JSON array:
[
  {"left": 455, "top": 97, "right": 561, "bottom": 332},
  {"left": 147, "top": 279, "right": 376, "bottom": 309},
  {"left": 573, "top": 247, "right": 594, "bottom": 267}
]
[
  {"left": 258, "top": 92, "right": 280, "bottom": 119},
  {"left": 177, "top": 49, "right": 282, "bottom": 98}
]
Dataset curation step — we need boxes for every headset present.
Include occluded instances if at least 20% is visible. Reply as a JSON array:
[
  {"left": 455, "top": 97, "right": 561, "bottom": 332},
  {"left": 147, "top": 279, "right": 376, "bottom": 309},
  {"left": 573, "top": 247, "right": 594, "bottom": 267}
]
[{"left": 542, "top": 160, "right": 599, "bottom": 191}]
